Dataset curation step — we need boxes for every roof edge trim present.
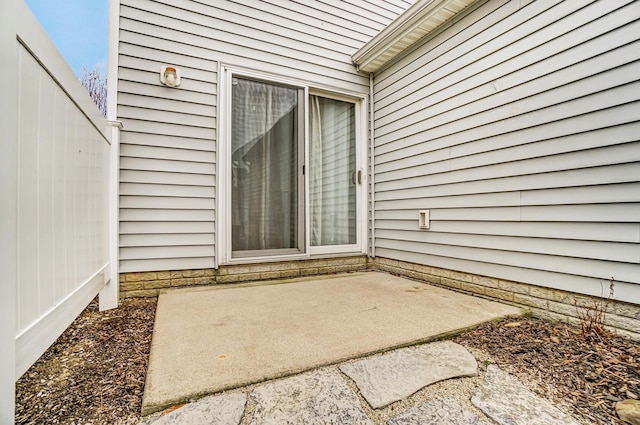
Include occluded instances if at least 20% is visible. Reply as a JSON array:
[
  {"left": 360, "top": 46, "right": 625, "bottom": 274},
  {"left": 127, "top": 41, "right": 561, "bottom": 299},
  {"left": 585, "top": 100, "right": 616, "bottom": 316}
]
[{"left": 352, "top": 0, "right": 477, "bottom": 73}]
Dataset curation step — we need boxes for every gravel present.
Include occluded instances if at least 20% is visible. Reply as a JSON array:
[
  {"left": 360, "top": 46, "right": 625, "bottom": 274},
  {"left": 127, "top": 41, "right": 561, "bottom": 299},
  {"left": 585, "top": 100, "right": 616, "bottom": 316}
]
[{"left": 15, "top": 299, "right": 639, "bottom": 424}]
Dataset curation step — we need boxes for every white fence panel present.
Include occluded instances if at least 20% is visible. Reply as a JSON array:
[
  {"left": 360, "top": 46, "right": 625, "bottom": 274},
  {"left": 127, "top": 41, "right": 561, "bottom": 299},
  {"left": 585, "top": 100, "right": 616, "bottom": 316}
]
[{"left": 13, "top": 0, "right": 117, "bottom": 380}]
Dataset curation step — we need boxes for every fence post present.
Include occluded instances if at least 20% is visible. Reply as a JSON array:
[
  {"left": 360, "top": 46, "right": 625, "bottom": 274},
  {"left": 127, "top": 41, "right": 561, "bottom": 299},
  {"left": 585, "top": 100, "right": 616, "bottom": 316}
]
[
  {"left": 99, "top": 121, "right": 122, "bottom": 311},
  {"left": 0, "top": 0, "right": 18, "bottom": 419}
]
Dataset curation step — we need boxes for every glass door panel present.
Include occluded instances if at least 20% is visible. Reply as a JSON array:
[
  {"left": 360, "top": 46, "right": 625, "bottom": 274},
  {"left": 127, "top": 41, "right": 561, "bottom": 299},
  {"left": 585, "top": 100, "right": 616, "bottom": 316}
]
[
  {"left": 309, "top": 95, "right": 357, "bottom": 246},
  {"left": 231, "top": 77, "right": 303, "bottom": 257}
]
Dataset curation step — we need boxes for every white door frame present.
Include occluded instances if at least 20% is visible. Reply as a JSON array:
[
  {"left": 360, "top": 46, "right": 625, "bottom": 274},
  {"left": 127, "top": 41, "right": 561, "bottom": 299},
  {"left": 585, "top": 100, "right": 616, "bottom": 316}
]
[{"left": 217, "top": 64, "right": 368, "bottom": 265}]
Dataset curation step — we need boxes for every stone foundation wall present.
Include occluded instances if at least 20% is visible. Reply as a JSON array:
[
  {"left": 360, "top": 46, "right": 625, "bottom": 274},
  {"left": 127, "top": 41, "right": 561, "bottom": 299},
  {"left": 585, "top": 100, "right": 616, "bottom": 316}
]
[
  {"left": 119, "top": 254, "right": 639, "bottom": 340},
  {"left": 374, "top": 257, "right": 640, "bottom": 341},
  {"left": 119, "top": 256, "right": 370, "bottom": 298}
]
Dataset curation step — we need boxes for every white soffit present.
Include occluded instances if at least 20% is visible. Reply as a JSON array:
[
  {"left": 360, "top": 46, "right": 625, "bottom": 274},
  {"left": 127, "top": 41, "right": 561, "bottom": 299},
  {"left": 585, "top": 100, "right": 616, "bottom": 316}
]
[{"left": 352, "top": 0, "right": 477, "bottom": 73}]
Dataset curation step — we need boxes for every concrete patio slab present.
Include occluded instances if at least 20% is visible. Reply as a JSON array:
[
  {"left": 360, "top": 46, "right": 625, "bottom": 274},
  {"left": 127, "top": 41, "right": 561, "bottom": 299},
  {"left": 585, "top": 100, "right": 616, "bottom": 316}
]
[
  {"left": 142, "top": 272, "right": 521, "bottom": 415},
  {"left": 340, "top": 341, "right": 477, "bottom": 408}
]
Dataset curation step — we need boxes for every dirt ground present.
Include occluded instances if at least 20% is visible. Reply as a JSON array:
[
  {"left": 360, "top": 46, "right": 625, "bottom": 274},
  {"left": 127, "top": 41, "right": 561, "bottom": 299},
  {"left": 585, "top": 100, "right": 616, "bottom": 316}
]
[{"left": 15, "top": 297, "right": 639, "bottom": 425}]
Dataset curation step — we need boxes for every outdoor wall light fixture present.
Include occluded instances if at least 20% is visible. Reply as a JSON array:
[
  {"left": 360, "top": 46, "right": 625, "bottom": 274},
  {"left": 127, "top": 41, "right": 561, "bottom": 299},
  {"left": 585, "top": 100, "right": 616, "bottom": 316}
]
[{"left": 160, "top": 65, "right": 181, "bottom": 87}]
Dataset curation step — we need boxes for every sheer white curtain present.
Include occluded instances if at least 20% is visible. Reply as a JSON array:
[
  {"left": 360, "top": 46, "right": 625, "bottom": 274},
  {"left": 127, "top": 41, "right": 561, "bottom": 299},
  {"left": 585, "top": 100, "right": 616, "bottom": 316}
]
[
  {"left": 309, "top": 95, "right": 356, "bottom": 246},
  {"left": 231, "top": 78, "right": 299, "bottom": 253}
]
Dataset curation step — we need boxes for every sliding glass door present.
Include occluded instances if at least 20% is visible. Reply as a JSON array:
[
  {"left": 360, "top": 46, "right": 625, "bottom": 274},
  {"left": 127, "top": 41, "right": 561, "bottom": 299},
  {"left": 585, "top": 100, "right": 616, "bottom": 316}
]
[
  {"left": 225, "top": 71, "right": 364, "bottom": 261},
  {"left": 231, "top": 77, "right": 304, "bottom": 257}
]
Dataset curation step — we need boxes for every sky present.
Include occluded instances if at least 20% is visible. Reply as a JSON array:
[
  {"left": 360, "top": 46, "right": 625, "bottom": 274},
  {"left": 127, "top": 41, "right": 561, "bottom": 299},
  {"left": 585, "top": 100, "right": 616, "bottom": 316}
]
[{"left": 24, "top": 0, "right": 109, "bottom": 77}]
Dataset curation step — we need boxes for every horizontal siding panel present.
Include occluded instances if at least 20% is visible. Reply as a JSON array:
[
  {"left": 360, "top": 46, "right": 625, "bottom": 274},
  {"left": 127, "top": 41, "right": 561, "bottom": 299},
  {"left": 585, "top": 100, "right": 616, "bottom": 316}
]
[
  {"left": 376, "top": 74, "right": 640, "bottom": 153},
  {"left": 120, "top": 233, "right": 213, "bottom": 247},
  {"left": 375, "top": 220, "right": 640, "bottom": 243},
  {"left": 120, "top": 182, "right": 213, "bottom": 197},
  {"left": 375, "top": 229, "right": 640, "bottom": 263},
  {"left": 306, "top": 0, "right": 390, "bottom": 26},
  {"left": 119, "top": 208, "right": 214, "bottom": 222},
  {"left": 118, "top": 93, "right": 216, "bottom": 118},
  {"left": 120, "top": 195, "right": 214, "bottom": 210},
  {"left": 119, "top": 30, "right": 368, "bottom": 93},
  {"left": 377, "top": 182, "right": 640, "bottom": 209},
  {"left": 379, "top": 30, "right": 640, "bottom": 136},
  {"left": 255, "top": 0, "right": 385, "bottom": 40},
  {"left": 376, "top": 142, "right": 640, "bottom": 190},
  {"left": 118, "top": 41, "right": 219, "bottom": 72},
  {"left": 374, "top": 248, "right": 640, "bottom": 304},
  {"left": 120, "top": 157, "right": 214, "bottom": 175},
  {"left": 119, "top": 118, "right": 215, "bottom": 140},
  {"left": 118, "top": 23, "right": 359, "bottom": 86},
  {"left": 143, "top": 0, "right": 377, "bottom": 47},
  {"left": 120, "top": 245, "right": 215, "bottom": 260},
  {"left": 376, "top": 2, "right": 638, "bottom": 119},
  {"left": 376, "top": 101, "right": 640, "bottom": 166},
  {"left": 373, "top": 204, "right": 640, "bottom": 223},
  {"left": 375, "top": 207, "right": 521, "bottom": 222},
  {"left": 119, "top": 55, "right": 216, "bottom": 83},
  {"left": 520, "top": 204, "right": 640, "bottom": 223},
  {"left": 376, "top": 123, "right": 639, "bottom": 177},
  {"left": 120, "top": 144, "right": 215, "bottom": 163},
  {"left": 119, "top": 257, "right": 215, "bottom": 273},
  {"left": 376, "top": 0, "right": 631, "bottom": 99},
  {"left": 120, "top": 4, "right": 352, "bottom": 64},
  {"left": 377, "top": 55, "right": 640, "bottom": 145},
  {"left": 376, "top": 161, "right": 640, "bottom": 198},
  {"left": 378, "top": 40, "right": 640, "bottom": 143},
  {"left": 448, "top": 123, "right": 640, "bottom": 172},
  {"left": 118, "top": 78, "right": 215, "bottom": 106},
  {"left": 118, "top": 66, "right": 216, "bottom": 96},
  {"left": 118, "top": 105, "right": 215, "bottom": 129},
  {"left": 376, "top": 192, "right": 522, "bottom": 210},
  {"left": 375, "top": 0, "right": 546, "bottom": 92},
  {"left": 375, "top": 238, "right": 640, "bottom": 284},
  {"left": 348, "top": 0, "right": 413, "bottom": 20},
  {"left": 120, "top": 170, "right": 215, "bottom": 186},
  {"left": 120, "top": 132, "right": 215, "bottom": 152},
  {"left": 120, "top": 221, "right": 216, "bottom": 235}
]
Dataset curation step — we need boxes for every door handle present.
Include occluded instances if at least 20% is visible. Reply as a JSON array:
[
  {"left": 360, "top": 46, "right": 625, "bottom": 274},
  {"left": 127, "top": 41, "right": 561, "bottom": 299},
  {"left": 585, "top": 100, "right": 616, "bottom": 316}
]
[{"left": 351, "top": 170, "right": 363, "bottom": 185}]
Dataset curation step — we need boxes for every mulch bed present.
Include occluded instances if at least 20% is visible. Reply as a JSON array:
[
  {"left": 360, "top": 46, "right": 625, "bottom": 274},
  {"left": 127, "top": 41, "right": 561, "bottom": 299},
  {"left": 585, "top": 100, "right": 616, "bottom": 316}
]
[
  {"left": 15, "top": 298, "right": 639, "bottom": 424},
  {"left": 454, "top": 316, "right": 640, "bottom": 425},
  {"left": 15, "top": 297, "right": 157, "bottom": 425}
]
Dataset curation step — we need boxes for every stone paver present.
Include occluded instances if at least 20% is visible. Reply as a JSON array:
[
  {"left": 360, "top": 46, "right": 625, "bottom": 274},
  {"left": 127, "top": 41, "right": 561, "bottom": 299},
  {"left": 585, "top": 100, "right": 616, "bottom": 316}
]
[
  {"left": 146, "top": 392, "right": 246, "bottom": 425},
  {"left": 616, "top": 399, "right": 640, "bottom": 425},
  {"left": 471, "top": 365, "right": 581, "bottom": 425},
  {"left": 387, "top": 397, "right": 485, "bottom": 425},
  {"left": 248, "top": 368, "right": 373, "bottom": 425},
  {"left": 340, "top": 341, "right": 478, "bottom": 409}
]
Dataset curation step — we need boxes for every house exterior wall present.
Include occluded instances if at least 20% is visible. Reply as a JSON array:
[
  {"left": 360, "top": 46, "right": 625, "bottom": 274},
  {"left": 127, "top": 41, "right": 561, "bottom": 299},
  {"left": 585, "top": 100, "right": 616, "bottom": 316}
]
[
  {"left": 115, "top": 0, "right": 412, "bottom": 273},
  {"left": 372, "top": 0, "right": 640, "bottom": 305}
]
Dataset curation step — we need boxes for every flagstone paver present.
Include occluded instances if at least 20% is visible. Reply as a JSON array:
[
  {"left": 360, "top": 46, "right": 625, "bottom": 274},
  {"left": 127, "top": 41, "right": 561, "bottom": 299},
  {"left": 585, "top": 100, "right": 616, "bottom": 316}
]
[
  {"left": 340, "top": 341, "right": 478, "bottom": 409},
  {"left": 138, "top": 342, "right": 583, "bottom": 425},
  {"left": 146, "top": 392, "right": 246, "bottom": 425},
  {"left": 471, "top": 365, "right": 582, "bottom": 425},
  {"left": 387, "top": 397, "right": 485, "bottom": 425},
  {"left": 248, "top": 368, "right": 373, "bottom": 425}
]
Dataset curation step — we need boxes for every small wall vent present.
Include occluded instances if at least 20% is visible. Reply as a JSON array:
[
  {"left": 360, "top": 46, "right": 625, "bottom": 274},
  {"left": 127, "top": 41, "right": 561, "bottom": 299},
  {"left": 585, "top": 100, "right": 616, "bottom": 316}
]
[{"left": 418, "top": 210, "right": 430, "bottom": 230}]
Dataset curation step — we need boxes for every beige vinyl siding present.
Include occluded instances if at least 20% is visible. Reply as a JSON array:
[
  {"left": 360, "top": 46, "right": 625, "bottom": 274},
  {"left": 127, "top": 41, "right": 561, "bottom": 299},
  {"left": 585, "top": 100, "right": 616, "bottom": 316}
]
[
  {"left": 117, "top": 0, "right": 412, "bottom": 272},
  {"left": 372, "top": 0, "right": 640, "bottom": 304}
]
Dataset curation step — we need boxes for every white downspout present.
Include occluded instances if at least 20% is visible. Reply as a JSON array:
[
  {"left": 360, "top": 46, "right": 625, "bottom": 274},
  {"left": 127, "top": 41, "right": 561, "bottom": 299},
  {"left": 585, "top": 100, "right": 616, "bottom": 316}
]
[{"left": 369, "top": 72, "right": 376, "bottom": 258}]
